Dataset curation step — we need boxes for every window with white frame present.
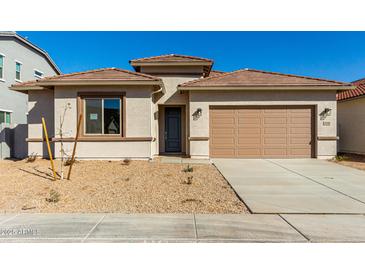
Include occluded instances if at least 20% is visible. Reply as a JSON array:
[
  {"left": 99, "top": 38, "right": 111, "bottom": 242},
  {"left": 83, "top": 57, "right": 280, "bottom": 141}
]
[
  {"left": 34, "top": 69, "right": 44, "bottom": 79},
  {"left": 0, "top": 111, "right": 11, "bottom": 124},
  {"left": 84, "top": 97, "right": 121, "bottom": 135},
  {"left": 15, "top": 61, "right": 22, "bottom": 81},
  {"left": 0, "top": 54, "right": 4, "bottom": 79}
]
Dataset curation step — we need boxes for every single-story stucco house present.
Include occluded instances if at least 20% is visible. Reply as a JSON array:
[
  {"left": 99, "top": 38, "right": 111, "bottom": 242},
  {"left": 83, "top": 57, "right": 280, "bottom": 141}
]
[
  {"left": 337, "top": 78, "right": 365, "bottom": 155},
  {"left": 11, "top": 54, "right": 353, "bottom": 160}
]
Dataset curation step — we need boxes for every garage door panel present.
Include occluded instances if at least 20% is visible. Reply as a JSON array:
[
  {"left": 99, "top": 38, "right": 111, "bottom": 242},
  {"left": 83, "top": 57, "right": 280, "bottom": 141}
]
[
  {"left": 210, "top": 106, "right": 313, "bottom": 158},
  {"left": 264, "top": 127, "right": 287, "bottom": 134},
  {"left": 211, "top": 117, "right": 235, "bottom": 125},
  {"left": 211, "top": 137, "right": 235, "bottom": 145},
  {"left": 263, "top": 108, "right": 286, "bottom": 113},
  {"left": 212, "top": 128, "right": 235, "bottom": 135},
  {"left": 289, "top": 136, "right": 311, "bottom": 144},
  {"left": 211, "top": 149, "right": 235, "bottom": 157},
  {"left": 263, "top": 137, "right": 287, "bottom": 144},
  {"left": 237, "top": 148, "right": 262, "bottom": 157},
  {"left": 263, "top": 148, "right": 287, "bottom": 157},
  {"left": 237, "top": 117, "right": 261, "bottom": 127},
  {"left": 290, "top": 127, "right": 311, "bottom": 134},
  {"left": 263, "top": 117, "right": 287, "bottom": 124},
  {"left": 238, "top": 127, "right": 261, "bottom": 134},
  {"left": 289, "top": 117, "right": 311, "bottom": 124},
  {"left": 237, "top": 109, "right": 261, "bottom": 114},
  {"left": 237, "top": 137, "right": 261, "bottom": 144},
  {"left": 288, "top": 148, "right": 312, "bottom": 157}
]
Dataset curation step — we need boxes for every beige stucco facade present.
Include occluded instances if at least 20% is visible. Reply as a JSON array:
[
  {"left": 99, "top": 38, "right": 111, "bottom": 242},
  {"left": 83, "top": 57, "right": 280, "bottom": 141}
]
[
  {"left": 28, "top": 85, "right": 156, "bottom": 159},
  {"left": 338, "top": 96, "right": 365, "bottom": 155},
  {"left": 26, "top": 84, "right": 339, "bottom": 160},
  {"left": 143, "top": 64, "right": 203, "bottom": 156},
  {"left": 22, "top": 60, "right": 343, "bottom": 160},
  {"left": 188, "top": 89, "right": 337, "bottom": 159}
]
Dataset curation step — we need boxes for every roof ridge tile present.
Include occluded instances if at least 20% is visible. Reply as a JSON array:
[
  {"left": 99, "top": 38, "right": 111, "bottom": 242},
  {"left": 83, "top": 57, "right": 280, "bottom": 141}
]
[
  {"left": 34, "top": 67, "right": 160, "bottom": 82},
  {"left": 180, "top": 68, "right": 351, "bottom": 88},
  {"left": 130, "top": 54, "right": 213, "bottom": 63}
]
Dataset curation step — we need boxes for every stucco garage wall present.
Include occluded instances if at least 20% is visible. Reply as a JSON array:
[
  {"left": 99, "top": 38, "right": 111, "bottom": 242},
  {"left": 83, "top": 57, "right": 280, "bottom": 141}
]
[
  {"left": 338, "top": 97, "right": 365, "bottom": 154},
  {"left": 189, "top": 89, "right": 337, "bottom": 159},
  {"left": 51, "top": 85, "right": 154, "bottom": 159}
]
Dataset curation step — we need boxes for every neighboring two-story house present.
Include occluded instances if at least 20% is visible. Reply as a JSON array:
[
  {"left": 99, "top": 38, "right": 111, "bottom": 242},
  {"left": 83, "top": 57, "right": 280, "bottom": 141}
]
[{"left": 0, "top": 32, "right": 60, "bottom": 158}]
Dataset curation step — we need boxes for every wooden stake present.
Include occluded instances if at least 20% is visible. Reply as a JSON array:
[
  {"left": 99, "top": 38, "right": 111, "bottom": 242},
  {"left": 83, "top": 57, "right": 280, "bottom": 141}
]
[
  {"left": 67, "top": 114, "right": 82, "bottom": 180},
  {"left": 42, "top": 117, "right": 57, "bottom": 181}
]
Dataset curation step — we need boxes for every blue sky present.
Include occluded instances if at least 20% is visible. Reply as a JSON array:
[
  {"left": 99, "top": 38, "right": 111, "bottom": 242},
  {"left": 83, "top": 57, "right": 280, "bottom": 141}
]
[{"left": 18, "top": 31, "right": 365, "bottom": 82}]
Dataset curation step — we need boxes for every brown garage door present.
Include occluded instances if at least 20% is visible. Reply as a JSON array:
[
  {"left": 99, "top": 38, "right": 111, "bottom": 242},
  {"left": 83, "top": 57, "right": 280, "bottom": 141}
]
[{"left": 209, "top": 106, "right": 314, "bottom": 158}]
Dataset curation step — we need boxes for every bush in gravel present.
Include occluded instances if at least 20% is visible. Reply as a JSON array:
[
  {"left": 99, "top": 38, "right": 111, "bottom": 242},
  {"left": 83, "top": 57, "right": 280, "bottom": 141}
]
[
  {"left": 46, "top": 189, "right": 60, "bottom": 203},
  {"left": 335, "top": 154, "right": 348, "bottom": 162},
  {"left": 26, "top": 153, "right": 37, "bottom": 163},
  {"left": 64, "top": 157, "right": 76, "bottom": 166},
  {"left": 182, "top": 176, "right": 193, "bottom": 185},
  {"left": 182, "top": 164, "right": 193, "bottom": 173},
  {"left": 181, "top": 198, "right": 202, "bottom": 204},
  {"left": 121, "top": 159, "right": 131, "bottom": 165}
]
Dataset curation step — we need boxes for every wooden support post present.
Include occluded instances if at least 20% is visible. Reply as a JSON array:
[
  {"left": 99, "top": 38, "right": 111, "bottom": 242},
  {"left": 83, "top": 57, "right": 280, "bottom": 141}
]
[
  {"left": 41, "top": 117, "right": 57, "bottom": 181},
  {"left": 67, "top": 114, "right": 82, "bottom": 180}
]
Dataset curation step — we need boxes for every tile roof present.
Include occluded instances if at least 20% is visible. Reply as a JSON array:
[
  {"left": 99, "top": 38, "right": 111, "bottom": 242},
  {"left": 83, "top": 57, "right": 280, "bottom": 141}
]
[
  {"left": 179, "top": 68, "right": 351, "bottom": 88},
  {"left": 12, "top": 68, "right": 160, "bottom": 88},
  {"left": 208, "top": 70, "right": 226, "bottom": 77},
  {"left": 130, "top": 54, "right": 213, "bottom": 63},
  {"left": 337, "top": 78, "right": 365, "bottom": 101}
]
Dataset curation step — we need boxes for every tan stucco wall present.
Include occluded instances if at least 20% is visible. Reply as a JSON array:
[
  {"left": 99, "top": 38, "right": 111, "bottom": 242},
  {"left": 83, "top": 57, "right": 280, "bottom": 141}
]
[
  {"left": 28, "top": 85, "right": 155, "bottom": 159},
  {"left": 28, "top": 89, "right": 55, "bottom": 158},
  {"left": 140, "top": 65, "right": 204, "bottom": 75},
  {"left": 140, "top": 65, "right": 204, "bottom": 156},
  {"left": 152, "top": 75, "right": 199, "bottom": 155},
  {"left": 338, "top": 96, "right": 365, "bottom": 154},
  {"left": 188, "top": 89, "right": 337, "bottom": 159}
]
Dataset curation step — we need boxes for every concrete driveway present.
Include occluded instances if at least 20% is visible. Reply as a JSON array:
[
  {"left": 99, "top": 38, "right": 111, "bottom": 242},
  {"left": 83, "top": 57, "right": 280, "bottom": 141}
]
[{"left": 213, "top": 159, "right": 365, "bottom": 214}]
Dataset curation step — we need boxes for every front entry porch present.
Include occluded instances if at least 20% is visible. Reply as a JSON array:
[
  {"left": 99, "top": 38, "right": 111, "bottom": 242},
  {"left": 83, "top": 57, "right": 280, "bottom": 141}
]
[{"left": 158, "top": 105, "right": 188, "bottom": 156}]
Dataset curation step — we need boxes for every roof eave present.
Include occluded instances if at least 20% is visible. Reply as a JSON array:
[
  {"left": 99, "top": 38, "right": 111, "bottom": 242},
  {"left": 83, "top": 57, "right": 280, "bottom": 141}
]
[
  {"left": 37, "top": 80, "right": 162, "bottom": 86},
  {"left": 178, "top": 85, "right": 355, "bottom": 91},
  {"left": 130, "top": 61, "right": 213, "bottom": 67},
  {"left": 10, "top": 85, "right": 52, "bottom": 94}
]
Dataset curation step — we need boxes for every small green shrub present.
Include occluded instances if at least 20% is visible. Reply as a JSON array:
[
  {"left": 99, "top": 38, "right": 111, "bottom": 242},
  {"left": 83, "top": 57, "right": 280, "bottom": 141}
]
[
  {"left": 335, "top": 155, "right": 348, "bottom": 162},
  {"left": 46, "top": 189, "right": 60, "bottom": 203},
  {"left": 183, "top": 165, "right": 193, "bottom": 173}
]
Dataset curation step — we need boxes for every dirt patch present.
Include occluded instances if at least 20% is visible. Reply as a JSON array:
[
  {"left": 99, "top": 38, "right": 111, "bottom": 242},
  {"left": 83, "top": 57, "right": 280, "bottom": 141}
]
[
  {"left": 331, "top": 153, "right": 365, "bottom": 171},
  {"left": 0, "top": 159, "right": 248, "bottom": 214}
]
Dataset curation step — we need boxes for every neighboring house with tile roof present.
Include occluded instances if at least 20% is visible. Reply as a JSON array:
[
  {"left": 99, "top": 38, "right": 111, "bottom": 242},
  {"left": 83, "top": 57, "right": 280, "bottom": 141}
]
[
  {"left": 11, "top": 54, "right": 353, "bottom": 160},
  {"left": 0, "top": 32, "right": 60, "bottom": 159},
  {"left": 337, "top": 78, "right": 365, "bottom": 155}
]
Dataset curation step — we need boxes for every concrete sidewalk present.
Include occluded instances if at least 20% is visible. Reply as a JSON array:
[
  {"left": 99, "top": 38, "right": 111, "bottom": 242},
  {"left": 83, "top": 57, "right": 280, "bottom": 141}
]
[{"left": 1, "top": 213, "right": 365, "bottom": 243}]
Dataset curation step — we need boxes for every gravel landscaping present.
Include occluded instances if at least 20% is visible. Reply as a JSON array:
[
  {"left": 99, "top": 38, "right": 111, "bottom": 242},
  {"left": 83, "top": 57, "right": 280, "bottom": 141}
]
[
  {"left": 0, "top": 159, "right": 247, "bottom": 214},
  {"left": 331, "top": 153, "right": 365, "bottom": 171}
]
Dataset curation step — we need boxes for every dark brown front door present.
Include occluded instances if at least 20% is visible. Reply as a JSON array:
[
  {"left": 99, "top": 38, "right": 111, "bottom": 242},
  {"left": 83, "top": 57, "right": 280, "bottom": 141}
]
[{"left": 165, "top": 107, "right": 181, "bottom": 153}]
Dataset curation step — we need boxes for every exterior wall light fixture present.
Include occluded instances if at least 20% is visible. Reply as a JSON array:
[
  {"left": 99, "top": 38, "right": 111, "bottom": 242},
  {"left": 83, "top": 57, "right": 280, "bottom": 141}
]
[{"left": 192, "top": 108, "right": 202, "bottom": 120}]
